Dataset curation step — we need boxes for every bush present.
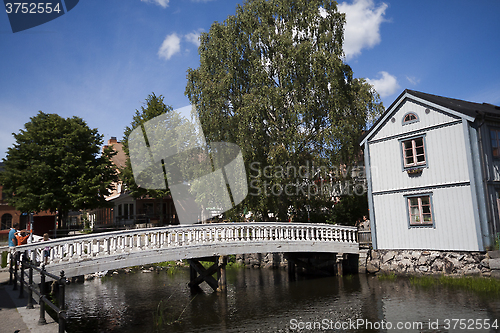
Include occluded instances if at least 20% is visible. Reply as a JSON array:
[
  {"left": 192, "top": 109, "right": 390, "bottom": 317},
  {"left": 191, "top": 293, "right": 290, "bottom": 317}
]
[{"left": 1, "top": 251, "right": 7, "bottom": 268}]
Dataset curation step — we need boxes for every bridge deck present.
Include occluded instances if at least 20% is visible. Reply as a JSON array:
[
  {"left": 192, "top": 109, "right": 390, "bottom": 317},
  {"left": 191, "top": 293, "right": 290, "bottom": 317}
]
[{"left": 14, "top": 222, "right": 358, "bottom": 278}]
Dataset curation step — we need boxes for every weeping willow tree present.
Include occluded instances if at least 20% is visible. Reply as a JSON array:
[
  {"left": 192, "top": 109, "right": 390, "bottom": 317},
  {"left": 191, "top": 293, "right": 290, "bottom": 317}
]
[{"left": 186, "top": 0, "right": 383, "bottom": 222}]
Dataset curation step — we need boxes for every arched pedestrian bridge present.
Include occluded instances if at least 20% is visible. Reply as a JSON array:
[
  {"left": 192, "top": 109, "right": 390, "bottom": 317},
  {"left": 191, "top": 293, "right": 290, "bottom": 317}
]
[{"left": 15, "top": 222, "right": 358, "bottom": 279}]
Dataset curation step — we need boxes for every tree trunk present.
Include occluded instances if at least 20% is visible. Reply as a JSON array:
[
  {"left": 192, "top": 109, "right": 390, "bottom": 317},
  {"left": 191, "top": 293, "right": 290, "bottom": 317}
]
[{"left": 158, "top": 197, "right": 164, "bottom": 226}]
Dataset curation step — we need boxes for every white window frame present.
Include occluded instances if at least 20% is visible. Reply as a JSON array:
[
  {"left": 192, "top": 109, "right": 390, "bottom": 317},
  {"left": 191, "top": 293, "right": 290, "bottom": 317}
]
[
  {"left": 402, "top": 112, "right": 419, "bottom": 125},
  {"left": 405, "top": 193, "right": 434, "bottom": 228},
  {"left": 490, "top": 129, "right": 500, "bottom": 158},
  {"left": 400, "top": 135, "right": 427, "bottom": 169}
]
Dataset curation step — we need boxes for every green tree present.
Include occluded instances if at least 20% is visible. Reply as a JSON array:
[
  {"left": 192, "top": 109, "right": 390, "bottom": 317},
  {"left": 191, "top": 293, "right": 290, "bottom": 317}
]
[
  {"left": 185, "top": 0, "right": 383, "bottom": 222},
  {"left": 121, "top": 93, "right": 174, "bottom": 225},
  {"left": 0, "top": 111, "right": 118, "bottom": 229}
]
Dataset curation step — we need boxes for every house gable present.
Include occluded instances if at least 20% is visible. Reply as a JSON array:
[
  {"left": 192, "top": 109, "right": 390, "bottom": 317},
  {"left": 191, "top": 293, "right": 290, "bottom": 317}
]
[{"left": 361, "top": 90, "right": 475, "bottom": 145}]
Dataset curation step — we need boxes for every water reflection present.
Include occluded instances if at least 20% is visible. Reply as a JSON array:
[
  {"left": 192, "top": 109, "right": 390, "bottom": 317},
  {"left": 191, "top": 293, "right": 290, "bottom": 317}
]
[{"left": 65, "top": 268, "right": 500, "bottom": 332}]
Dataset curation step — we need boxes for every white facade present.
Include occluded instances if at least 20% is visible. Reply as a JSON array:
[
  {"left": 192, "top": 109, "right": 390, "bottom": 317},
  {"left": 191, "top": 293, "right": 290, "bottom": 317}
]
[{"left": 361, "top": 90, "right": 500, "bottom": 251}]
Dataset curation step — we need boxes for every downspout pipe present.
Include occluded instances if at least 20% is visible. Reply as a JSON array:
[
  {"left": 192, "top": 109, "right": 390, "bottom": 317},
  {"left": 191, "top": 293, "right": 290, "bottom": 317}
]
[{"left": 475, "top": 112, "right": 497, "bottom": 247}]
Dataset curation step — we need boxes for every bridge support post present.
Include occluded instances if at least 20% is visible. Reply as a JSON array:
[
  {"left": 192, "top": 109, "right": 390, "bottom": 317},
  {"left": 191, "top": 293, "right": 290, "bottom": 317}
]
[
  {"left": 216, "top": 256, "right": 227, "bottom": 292},
  {"left": 188, "top": 256, "right": 227, "bottom": 293},
  {"left": 336, "top": 253, "right": 344, "bottom": 276}
]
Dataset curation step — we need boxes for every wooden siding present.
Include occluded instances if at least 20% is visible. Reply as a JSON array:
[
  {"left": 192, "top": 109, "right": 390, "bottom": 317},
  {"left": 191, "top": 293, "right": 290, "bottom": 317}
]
[
  {"left": 371, "top": 99, "right": 460, "bottom": 142},
  {"left": 369, "top": 123, "right": 470, "bottom": 194},
  {"left": 373, "top": 186, "right": 480, "bottom": 251}
]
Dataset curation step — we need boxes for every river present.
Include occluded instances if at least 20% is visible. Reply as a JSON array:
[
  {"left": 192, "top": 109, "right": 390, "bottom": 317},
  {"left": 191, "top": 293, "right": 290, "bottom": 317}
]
[{"left": 64, "top": 266, "right": 500, "bottom": 332}]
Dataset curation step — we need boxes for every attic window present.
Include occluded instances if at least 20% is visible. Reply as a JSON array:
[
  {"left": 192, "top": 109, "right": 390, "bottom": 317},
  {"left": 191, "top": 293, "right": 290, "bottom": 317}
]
[{"left": 402, "top": 112, "right": 419, "bottom": 125}]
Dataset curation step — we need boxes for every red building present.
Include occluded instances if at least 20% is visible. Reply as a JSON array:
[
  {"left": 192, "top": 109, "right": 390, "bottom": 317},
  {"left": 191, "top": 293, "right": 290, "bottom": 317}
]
[{"left": 0, "top": 184, "right": 56, "bottom": 239}]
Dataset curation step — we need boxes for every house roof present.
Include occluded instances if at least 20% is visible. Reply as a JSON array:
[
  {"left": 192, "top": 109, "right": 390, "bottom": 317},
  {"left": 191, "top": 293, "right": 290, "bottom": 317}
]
[
  {"left": 405, "top": 90, "right": 500, "bottom": 118},
  {"left": 359, "top": 89, "right": 500, "bottom": 146}
]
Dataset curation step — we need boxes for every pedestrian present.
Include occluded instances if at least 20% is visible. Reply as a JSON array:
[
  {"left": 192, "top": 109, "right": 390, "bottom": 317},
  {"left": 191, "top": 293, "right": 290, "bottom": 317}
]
[
  {"left": 7, "top": 222, "right": 19, "bottom": 265},
  {"left": 42, "top": 233, "right": 51, "bottom": 264},
  {"left": 14, "top": 229, "right": 31, "bottom": 246},
  {"left": 8, "top": 222, "right": 19, "bottom": 247}
]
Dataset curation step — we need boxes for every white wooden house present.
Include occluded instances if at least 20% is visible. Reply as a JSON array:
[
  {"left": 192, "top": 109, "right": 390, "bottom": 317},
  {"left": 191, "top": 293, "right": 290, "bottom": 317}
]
[{"left": 360, "top": 90, "right": 500, "bottom": 251}]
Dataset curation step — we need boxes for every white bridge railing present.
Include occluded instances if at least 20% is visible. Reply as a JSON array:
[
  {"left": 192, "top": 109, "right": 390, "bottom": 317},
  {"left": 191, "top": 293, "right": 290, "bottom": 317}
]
[{"left": 15, "top": 222, "right": 358, "bottom": 266}]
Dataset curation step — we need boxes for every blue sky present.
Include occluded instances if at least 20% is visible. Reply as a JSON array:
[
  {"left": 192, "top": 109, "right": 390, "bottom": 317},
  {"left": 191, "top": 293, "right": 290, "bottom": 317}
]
[{"left": 1, "top": 0, "right": 499, "bottom": 159}]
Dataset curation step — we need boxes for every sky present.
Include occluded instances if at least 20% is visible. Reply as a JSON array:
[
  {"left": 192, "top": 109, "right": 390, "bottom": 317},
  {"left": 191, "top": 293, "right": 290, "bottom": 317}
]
[{"left": 1, "top": 0, "right": 499, "bottom": 160}]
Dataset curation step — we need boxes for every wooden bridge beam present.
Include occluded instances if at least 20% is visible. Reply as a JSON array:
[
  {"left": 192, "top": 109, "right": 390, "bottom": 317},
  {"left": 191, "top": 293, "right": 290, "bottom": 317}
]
[
  {"left": 336, "top": 253, "right": 344, "bottom": 276},
  {"left": 216, "top": 255, "right": 227, "bottom": 292},
  {"left": 188, "top": 256, "right": 227, "bottom": 292}
]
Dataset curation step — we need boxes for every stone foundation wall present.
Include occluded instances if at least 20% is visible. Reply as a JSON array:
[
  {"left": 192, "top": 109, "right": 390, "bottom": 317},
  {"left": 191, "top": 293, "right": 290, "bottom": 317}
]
[
  {"left": 236, "top": 253, "right": 287, "bottom": 269},
  {"left": 365, "top": 249, "right": 500, "bottom": 278}
]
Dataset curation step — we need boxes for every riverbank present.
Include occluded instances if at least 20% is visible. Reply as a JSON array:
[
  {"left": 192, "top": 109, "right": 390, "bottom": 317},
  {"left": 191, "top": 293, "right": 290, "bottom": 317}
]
[{"left": 0, "top": 267, "right": 59, "bottom": 333}]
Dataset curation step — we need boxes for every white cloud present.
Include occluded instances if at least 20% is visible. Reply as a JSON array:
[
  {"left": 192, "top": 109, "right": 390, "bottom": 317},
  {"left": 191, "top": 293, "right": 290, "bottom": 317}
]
[
  {"left": 338, "top": 0, "right": 387, "bottom": 59},
  {"left": 158, "top": 33, "right": 181, "bottom": 60},
  {"left": 141, "top": 0, "right": 169, "bottom": 8},
  {"left": 366, "top": 71, "right": 400, "bottom": 97},
  {"left": 185, "top": 30, "right": 203, "bottom": 47},
  {"left": 406, "top": 76, "right": 420, "bottom": 86}
]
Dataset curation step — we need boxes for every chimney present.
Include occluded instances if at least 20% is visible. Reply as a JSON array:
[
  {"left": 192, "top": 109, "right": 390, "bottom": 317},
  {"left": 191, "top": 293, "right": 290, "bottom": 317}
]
[{"left": 108, "top": 137, "right": 118, "bottom": 145}]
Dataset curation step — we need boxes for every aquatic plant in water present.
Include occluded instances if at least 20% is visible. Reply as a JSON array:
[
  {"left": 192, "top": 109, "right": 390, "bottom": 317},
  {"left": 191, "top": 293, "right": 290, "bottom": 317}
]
[{"left": 409, "top": 275, "right": 500, "bottom": 294}]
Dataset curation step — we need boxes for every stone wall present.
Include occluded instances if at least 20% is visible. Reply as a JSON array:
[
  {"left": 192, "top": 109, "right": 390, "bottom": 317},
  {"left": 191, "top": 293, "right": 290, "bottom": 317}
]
[
  {"left": 365, "top": 249, "right": 500, "bottom": 278},
  {"left": 236, "top": 253, "right": 287, "bottom": 269}
]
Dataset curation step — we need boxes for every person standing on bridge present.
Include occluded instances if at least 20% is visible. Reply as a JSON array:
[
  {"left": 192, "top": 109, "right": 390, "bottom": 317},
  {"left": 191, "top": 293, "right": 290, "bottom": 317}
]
[
  {"left": 7, "top": 222, "right": 19, "bottom": 264},
  {"left": 8, "top": 222, "right": 19, "bottom": 247},
  {"left": 41, "top": 233, "right": 51, "bottom": 264}
]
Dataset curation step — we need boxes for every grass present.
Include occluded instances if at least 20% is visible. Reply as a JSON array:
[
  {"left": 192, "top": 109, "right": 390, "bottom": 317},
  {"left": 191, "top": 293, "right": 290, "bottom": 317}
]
[
  {"left": 153, "top": 294, "right": 197, "bottom": 331},
  {"left": 377, "top": 272, "right": 397, "bottom": 281},
  {"left": 409, "top": 275, "right": 500, "bottom": 295},
  {"left": 200, "top": 261, "right": 213, "bottom": 269},
  {"left": 156, "top": 261, "right": 177, "bottom": 268},
  {"left": 226, "top": 261, "right": 245, "bottom": 269}
]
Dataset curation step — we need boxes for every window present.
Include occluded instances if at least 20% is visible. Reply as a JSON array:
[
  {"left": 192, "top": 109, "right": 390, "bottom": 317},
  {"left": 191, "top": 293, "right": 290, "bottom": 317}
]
[
  {"left": 1, "top": 213, "right": 12, "bottom": 230},
  {"left": 402, "top": 112, "right": 419, "bottom": 125},
  {"left": 124, "top": 204, "right": 128, "bottom": 219},
  {"left": 407, "top": 195, "right": 433, "bottom": 226},
  {"left": 401, "top": 136, "right": 426, "bottom": 168},
  {"left": 490, "top": 129, "right": 500, "bottom": 158}
]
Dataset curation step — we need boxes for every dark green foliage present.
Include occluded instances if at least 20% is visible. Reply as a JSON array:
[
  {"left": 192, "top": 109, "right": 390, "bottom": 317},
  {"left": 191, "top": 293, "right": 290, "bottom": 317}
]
[
  {"left": 330, "top": 193, "right": 369, "bottom": 226},
  {"left": 121, "top": 93, "right": 174, "bottom": 199},
  {"left": 185, "top": 0, "right": 383, "bottom": 222},
  {"left": 1, "top": 250, "right": 7, "bottom": 268},
  {"left": 120, "top": 93, "right": 174, "bottom": 224},
  {"left": 0, "top": 111, "right": 118, "bottom": 228}
]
